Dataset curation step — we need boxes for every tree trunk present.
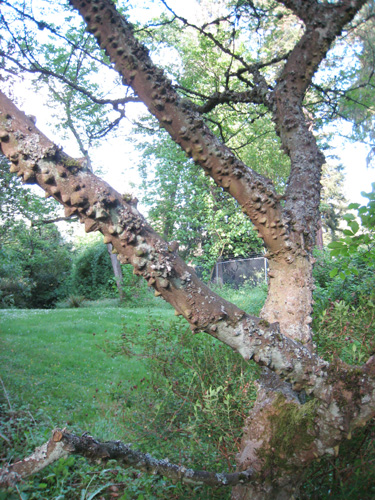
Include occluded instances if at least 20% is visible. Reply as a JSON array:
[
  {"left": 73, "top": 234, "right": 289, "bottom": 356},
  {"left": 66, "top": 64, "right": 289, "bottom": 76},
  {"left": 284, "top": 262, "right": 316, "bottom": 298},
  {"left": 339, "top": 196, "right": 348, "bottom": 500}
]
[
  {"left": 261, "top": 256, "right": 314, "bottom": 344},
  {"left": 106, "top": 243, "right": 124, "bottom": 301},
  {"left": 1, "top": 0, "right": 374, "bottom": 495},
  {"left": 233, "top": 370, "right": 314, "bottom": 500}
]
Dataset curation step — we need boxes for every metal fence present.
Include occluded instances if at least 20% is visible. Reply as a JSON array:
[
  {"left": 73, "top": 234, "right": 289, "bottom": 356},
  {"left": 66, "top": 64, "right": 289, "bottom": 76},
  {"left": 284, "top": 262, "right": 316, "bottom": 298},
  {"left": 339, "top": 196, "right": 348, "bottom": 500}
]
[{"left": 197, "top": 256, "right": 268, "bottom": 288}]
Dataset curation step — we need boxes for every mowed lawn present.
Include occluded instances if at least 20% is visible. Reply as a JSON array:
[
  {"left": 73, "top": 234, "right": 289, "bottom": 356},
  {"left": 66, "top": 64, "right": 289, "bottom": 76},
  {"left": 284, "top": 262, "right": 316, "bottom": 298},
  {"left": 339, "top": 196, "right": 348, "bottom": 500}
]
[{"left": 0, "top": 305, "right": 175, "bottom": 440}]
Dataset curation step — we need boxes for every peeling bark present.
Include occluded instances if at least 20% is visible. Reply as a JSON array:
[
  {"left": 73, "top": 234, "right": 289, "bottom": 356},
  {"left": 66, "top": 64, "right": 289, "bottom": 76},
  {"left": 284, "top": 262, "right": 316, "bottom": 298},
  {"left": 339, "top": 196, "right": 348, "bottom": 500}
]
[
  {"left": 233, "top": 372, "right": 305, "bottom": 500},
  {"left": 261, "top": 256, "right": 314, "bottom": 343}
]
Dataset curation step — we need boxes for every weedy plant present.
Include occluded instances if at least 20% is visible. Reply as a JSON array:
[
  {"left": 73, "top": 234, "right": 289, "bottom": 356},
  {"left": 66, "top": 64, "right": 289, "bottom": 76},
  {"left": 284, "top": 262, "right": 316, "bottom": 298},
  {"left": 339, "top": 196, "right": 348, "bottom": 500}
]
[
  {"left": 66, "top": 295, "right": 87, "bottom": 308},
  {"left": 102, "top": 316, "right": 260, "bottom": 473},
  {"left": 313, "top": 295, "right": 375, "bottom": 364}
]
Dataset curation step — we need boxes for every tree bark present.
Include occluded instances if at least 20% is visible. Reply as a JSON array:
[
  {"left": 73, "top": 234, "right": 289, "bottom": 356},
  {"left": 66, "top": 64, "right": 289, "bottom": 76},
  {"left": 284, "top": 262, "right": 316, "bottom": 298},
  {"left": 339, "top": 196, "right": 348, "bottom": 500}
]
[
  {"left": 0, "top": 429, "right": 255, "bottom": 489},
  {"left": 0, "top": 0, "right": 373, "bottom": 496},
  {"left": 261, "top": 256, "right": 314, "bottom": 344},
  {"left": 232, "top": 373, "right": 304, "bottom": 500}
]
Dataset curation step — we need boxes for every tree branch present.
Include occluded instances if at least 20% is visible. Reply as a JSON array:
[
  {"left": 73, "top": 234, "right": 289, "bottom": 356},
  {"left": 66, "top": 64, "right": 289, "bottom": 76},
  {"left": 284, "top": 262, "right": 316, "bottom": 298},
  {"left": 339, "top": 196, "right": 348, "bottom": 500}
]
[
  {"left": 69, "top": 0, "right": 289, "bottom": 258},
  {"left": 2, "top": 88, "right": 375, "bottom": 420},
  {"left": 0, "top": 0, "right": 113, "bottom": 70},
  {"left": 30, "top": 216, "right": 78, "bottom": 226},
  {"left": 190, "top": 90, "right": 265, "bottom": 114},
  {"left": 159, "top": 0, "right": 252, "bottom": 73},
  {"left": 0, "top": 429, "right": 255, "bottom": 488},
  {"left": 0, "top": 52, "right": 141, "bottom": 109},
  {"left": 269, "top": 0, "right": 368, "bottom": 249}
]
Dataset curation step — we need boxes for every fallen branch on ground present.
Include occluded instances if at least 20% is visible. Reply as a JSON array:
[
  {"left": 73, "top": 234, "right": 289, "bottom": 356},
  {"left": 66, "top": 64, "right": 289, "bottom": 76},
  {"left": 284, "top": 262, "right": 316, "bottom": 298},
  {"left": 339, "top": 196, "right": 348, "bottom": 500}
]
[{"left": 0, "top": 428, "right": 255, "bottom": 489}]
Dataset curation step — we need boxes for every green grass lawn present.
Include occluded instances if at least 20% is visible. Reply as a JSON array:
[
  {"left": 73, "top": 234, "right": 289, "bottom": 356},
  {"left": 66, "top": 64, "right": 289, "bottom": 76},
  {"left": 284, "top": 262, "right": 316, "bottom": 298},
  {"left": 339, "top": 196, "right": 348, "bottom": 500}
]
[
  {"left": 0, "top": 305, "right": 177, "bottom": 439},
  {"left": 0, "top": 288, "right": 267, "bottom": 499},
  {"left": 1, "top": 287, "right": 374, "bottom": 499}
]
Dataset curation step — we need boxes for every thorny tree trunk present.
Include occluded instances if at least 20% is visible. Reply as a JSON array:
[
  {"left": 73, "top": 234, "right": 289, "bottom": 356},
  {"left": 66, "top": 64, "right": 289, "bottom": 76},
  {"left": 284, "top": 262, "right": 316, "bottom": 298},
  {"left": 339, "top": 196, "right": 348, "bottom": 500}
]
[
  {"left": 261, "top": 256, "right": 314, "bottom": 345},
  {"left": 232, "top": 0, "right": 368, "bottom": 496},
  {"left": 0, "top": 0, "right": 374, "bottom": 498},
  {"left": 232, "top": 373, "right": 305, "bottom": 500}
]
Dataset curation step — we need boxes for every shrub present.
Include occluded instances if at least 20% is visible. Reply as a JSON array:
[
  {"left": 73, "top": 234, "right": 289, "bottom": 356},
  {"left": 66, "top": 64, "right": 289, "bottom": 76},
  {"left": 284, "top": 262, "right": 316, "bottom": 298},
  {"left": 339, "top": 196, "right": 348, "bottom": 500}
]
[
  {"left": 66, "top": 295, "right": 86, "bottom": 308},
  {"left": 70, "top": 241, "right": 115, "bottom": 300},
  {"left": 313, "top": 249, "right": 375, "bottom": 317},
  {"left": 313, "top": 188, "right": 375, "bottom": 316},
  {"left": 0, "top": 222, "right": 73, "bottom": 309}
]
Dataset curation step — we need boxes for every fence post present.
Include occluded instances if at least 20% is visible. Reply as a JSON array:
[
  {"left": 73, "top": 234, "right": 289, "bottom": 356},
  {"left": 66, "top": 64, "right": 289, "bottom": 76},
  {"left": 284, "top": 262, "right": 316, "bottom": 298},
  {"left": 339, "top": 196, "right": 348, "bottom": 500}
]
[{"left": 264, "top": 257, "right": 267, "bottom": 282}]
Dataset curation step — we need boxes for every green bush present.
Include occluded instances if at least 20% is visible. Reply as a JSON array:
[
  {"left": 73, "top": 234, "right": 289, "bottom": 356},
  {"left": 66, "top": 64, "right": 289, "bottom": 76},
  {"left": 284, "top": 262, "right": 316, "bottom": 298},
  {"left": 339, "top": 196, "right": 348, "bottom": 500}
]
[
  {"left": 70, "top": 241, "right": 115, "bottom": 300},
  {"left": 313, "top": 249, "right": 375, "bottom": 316},
  {"left": 313, "top": 294, "right": 375, "bottom": 364},
  {"left": 0, "top": 222, "right": 73, "bottom": 309},
  {"left": 313, "top": 188, "right": 375, "bottom": 316}
]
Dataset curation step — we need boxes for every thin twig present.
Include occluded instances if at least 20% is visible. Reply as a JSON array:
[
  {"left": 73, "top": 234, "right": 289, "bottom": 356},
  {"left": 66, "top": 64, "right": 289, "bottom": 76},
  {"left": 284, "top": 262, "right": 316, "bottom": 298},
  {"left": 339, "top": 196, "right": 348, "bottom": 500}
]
[{"left": 0, "top": 377, "right": 12, "bottom": 411}]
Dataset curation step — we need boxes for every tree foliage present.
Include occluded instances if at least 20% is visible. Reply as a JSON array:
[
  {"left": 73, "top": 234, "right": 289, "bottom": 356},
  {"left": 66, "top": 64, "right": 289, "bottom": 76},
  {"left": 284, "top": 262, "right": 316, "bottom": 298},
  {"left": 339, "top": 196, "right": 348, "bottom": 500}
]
[
  {"left": 136, "top": 128, "right": 264, "bottom": 272},
  {"left": 70, "top": 238, "right": 117, "bottom": 300},
  {"left": 328, "top": 182, "right": 375, "bottom": 278},
  {"left": 0, "top": 221, "right": 73, "bottom": 308}
]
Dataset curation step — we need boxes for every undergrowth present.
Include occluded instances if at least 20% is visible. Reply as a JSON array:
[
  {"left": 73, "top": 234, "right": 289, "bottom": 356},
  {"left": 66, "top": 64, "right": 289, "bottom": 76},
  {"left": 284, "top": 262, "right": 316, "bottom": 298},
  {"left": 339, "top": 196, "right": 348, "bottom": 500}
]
[
  {"left": 2, "top": 276, "right": 375, "bottom": 498},
  {"left": 101, "top": 316, "right": 260, "bottom": 474},
  {"left": 313, "top": 294, "right": 375, "bottom": 364}
]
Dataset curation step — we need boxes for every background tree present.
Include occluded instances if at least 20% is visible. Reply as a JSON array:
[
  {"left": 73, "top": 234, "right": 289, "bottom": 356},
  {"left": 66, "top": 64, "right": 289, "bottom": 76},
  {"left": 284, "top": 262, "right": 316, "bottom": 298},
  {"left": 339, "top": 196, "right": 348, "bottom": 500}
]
[
  {"left": 70, "top": 236, "right": 120, "bottom": 300},
  {"left": 135, "top": 128, "right": 264, "bottom": 275},
  {"left": 0, "top": 220, "right": 73, "bottom": 308},
  {"left": 319, "top": 161, "right": 348, "bottom": 244},
  {"left": 1, "top": 1, "right": 375, "bottom": 499}
]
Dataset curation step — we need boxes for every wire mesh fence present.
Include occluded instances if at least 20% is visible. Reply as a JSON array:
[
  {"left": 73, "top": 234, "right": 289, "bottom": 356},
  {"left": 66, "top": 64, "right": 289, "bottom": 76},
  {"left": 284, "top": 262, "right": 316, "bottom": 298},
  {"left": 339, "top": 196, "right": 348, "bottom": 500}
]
[{"left": 196, "top": 255, "right": 268, "bottom": 288}]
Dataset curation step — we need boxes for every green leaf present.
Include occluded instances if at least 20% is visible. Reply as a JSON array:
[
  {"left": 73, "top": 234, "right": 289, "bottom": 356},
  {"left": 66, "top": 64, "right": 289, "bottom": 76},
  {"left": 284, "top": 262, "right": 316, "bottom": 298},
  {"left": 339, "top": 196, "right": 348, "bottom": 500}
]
[
  {"left": 329, "top": 268, "right": 339, "bottom": 278},
  {"left": 348, "top": 203, "right": 360, "bottom": 210},
  {"left": 328, "top": 241, "right": 345, "bottom": 249},
  {"left": 330, "top": 249, "right": 342, "bottom": 257},
  {"left": 343, "top": 213, "right": 355, "bottom": 221},
  {"left": 349, "top": 221, "right": 359, "bottom": 234}
]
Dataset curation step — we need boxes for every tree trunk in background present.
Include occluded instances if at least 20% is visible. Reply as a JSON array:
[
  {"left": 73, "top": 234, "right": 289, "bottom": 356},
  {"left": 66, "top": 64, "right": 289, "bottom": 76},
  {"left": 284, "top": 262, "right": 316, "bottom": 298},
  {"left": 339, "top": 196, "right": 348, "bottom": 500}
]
[
  {"left": 316, "top": 221, "right": 324, "bottom": 249},
  {"left": 106, "top": 243, "right": 124, "bottom": 301}
]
